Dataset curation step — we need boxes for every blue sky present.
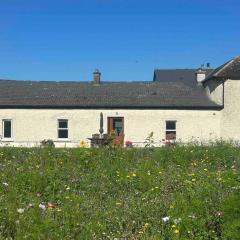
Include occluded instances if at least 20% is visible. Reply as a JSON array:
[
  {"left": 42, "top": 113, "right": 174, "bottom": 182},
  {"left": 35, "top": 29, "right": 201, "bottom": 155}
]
[{"left": 0, "top": 0, "right": 239, "bottom": 81}]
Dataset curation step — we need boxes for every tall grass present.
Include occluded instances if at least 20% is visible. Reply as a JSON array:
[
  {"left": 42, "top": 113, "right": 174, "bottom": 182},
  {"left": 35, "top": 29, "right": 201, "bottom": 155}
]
[{"left": 0, "top": 144, "right": 239, "bottom": 239}]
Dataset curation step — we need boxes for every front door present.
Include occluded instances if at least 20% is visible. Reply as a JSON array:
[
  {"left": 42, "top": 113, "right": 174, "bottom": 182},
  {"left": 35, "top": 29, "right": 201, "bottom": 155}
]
[{"left": 108, "top": 117, "right": 124, "bottom": 146}]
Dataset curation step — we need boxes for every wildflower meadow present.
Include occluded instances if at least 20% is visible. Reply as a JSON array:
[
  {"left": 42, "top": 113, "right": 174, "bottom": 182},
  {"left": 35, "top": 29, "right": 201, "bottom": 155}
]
[{"left": 0, "top": 143, "right": 239, "bottom": 239}]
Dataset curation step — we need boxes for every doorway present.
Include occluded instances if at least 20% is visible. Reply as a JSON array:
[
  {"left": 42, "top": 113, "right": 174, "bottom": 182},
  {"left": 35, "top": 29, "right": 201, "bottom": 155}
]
[{"left": 107, "top": 117, "right": 124, "bottom": 146}]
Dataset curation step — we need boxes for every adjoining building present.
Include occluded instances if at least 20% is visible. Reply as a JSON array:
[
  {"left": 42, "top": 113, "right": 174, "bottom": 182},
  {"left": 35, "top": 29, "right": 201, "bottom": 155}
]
[{"left": 0, "top": 56, "right": 240, "bottom": 147}]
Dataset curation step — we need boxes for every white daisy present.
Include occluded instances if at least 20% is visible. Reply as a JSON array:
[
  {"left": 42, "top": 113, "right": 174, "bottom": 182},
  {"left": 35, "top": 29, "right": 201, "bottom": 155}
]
[
  {"left": 162, "top": 216, "right": 170, "bottom": 222},
  {"left": 17, "top": 208, "right": 25, "bottom": 214},
  {"left": 39, "top": 203, "right": 46, "bottom": 211}
]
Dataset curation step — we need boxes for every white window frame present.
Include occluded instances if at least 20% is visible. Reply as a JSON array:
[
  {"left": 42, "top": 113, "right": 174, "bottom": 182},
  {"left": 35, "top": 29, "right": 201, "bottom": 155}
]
[
  {"left": 166, "top": 120, "right": 177, "bottom": 140},
  {"left": 57, "top": 119, "right": 69, "bottom": 140},
  {"left": 2, "top": 119, "right": 13, "bottom": 141}
]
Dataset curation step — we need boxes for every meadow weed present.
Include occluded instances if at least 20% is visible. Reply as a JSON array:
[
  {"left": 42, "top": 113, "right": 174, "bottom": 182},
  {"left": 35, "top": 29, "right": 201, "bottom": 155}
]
[{"left": 0, "top": 144, "right": 239, "bottom": 239}]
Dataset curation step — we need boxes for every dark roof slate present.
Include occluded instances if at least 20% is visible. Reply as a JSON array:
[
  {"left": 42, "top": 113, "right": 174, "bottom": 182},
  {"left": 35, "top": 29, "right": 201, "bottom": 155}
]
[
  {"left": 0, "top": 79, "right": 220, "bottom": 109},
  {"left": 154, "top": 68, "right": 214, "bottom": 86},
  {"left": 204, "top": 56, "right": 240, "bottom": 81}
]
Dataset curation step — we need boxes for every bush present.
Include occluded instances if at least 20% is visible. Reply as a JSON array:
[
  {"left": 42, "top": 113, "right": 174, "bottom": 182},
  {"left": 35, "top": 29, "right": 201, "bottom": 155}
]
[{"left": 40, "top": 139, "right": 55, "bottom": 148}]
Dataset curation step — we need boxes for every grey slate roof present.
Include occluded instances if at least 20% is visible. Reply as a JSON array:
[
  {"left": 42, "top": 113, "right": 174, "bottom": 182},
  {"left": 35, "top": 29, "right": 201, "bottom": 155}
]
[
  {"left": 204, "top": 56, "right": 240, "bottom": 81},
  {"left": 154, "top": 68, "right": 214, "bottom": 86},
  {"left": 0, "top": 78, "right": 221, "bottom": 109}
]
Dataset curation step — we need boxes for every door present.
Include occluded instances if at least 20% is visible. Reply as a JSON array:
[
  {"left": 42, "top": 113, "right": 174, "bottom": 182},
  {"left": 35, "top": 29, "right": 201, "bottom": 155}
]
[{"left": 108, "top": 117, "right": 124, "bottom": 146}]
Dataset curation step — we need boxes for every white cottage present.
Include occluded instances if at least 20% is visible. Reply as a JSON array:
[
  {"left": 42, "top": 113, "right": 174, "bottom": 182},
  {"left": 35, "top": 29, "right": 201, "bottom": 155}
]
[{"left": 0, "top": 56, "right": 240, "bottom": 147}]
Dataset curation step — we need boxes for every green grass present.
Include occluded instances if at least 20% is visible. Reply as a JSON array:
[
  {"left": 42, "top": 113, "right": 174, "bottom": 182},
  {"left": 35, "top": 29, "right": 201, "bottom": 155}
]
[{"left": 0, "top": 144, "right": 239, "bottom": 239}]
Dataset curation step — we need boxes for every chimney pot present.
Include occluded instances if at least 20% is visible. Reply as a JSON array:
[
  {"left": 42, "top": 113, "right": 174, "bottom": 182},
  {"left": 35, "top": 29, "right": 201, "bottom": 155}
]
[
  {"left": 93, "top": 69, "right": 101, "bottom": 84},
  {"left": 195, "top": 68, "right": 206, "bottom": 85}
]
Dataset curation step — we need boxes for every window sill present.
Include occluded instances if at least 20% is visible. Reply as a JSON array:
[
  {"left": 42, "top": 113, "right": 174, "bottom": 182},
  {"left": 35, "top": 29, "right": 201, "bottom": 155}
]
[
  {"left": 55, "top": 139, "right": 71, "bottom": 142},
  {"left": 1, "top": 139, "right": 14, "bottom": 142}
]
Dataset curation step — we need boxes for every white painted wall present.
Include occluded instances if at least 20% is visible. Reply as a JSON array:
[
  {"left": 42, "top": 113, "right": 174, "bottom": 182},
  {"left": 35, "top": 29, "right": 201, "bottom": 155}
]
[
  {"left": 205, "top": 78, "right": 240, "bottom": 141},
  {"left": 204, "top": 79, "right": 224, "bottom": 105},
  {"left": 0, "top": 109, "right": 221, "bottom": 147},
  {"left": 220, "top": 79, "right": 240, "bottom": 140}
]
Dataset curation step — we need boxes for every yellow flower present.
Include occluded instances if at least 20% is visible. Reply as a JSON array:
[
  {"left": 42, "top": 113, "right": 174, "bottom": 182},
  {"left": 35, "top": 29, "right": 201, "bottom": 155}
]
[
  {"left": 174, "top": 229, "right": 179, "bottom": 234},
  {"left": 204, "top": 168, "right": 208, "bottom": 171},
  {"left": 171, "top": 224, "right": 176, "bottom": 228},
  {"left": 189, "top": 173, "right": 195, "bottom": 176},
  {"left": 191, "top": 178, "right": 196, "bottom": 182},
  {"left": 79, "top": 140, "right": 86, "bottom": 148},
  {"left": 132, "top": 173, "right": 137, "bottom": 177},
  {"left": 144, "top": 223, "right": 149, "bottom": 229}
]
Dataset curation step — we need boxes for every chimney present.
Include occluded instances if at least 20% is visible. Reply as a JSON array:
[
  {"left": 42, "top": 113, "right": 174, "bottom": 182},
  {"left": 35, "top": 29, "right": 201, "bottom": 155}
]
[
  {"left": 93, "top": 69, "right": 101, "bottom": 84},
  {"left": 195, "top": 68, "right": 206, "bottom": 85}
]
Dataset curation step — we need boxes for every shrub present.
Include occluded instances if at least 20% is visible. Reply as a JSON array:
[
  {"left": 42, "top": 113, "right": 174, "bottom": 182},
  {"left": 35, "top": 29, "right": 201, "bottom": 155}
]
[{"left": 40, "top": 139, "right": 55, "bottom": 147}]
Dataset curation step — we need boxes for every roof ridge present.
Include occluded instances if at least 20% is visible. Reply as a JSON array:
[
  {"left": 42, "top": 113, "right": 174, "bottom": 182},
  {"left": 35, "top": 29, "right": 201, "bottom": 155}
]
[
  {"left": 154, "top": 68, "right": 214, "bottom": 71},
  {"left": 0, "top": 79, "right": 152, "bottom": 84},
  {"left": 155, "top": 68, "right": 197, "bottom": 70},
  {"left": 213, "top": 58, "right": 235, "bottom": 77},
  {"left": 203, "top": 55, "right": 240, "bottom": 82}
]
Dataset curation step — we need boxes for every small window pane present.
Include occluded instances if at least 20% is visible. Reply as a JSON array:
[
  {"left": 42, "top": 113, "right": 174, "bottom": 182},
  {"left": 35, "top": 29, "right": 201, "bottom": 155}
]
[
  {"left": 113, "top": 119, "right": 122, "bottom": 128},
  {"left": 3, "top": 120, "right": 11, "bottom": 138},
  {"left": 113, "top": 119, "right": 123, "bottom": 135},
  {"left": 58, "top": 129, "right": 68, "bottom": 139},
  {"left": 166, "top": 131, "right": 176, "bottom": 140},
  {"left": 166, "top": 121, "right": 176, "bottom": 130},
  {"left": 59, "top": 120, "right": 68, "bottom": 128}
]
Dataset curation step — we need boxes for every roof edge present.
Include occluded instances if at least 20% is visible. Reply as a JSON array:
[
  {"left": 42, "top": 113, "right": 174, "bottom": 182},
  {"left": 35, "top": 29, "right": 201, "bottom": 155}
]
[
  {"left": 203, "top": 55, "right": 240, "bottom": 83},
  {"left": 0, "top": 105, "right": 223, "bottom": 110}
]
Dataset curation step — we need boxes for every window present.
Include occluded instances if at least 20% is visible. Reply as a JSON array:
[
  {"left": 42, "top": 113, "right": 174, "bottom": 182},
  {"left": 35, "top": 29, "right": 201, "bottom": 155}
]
[
  {"left": 2, "top": 119, "right": 12, "bottom": 139},
  {"left": 113, "top": 118, "right": 123, "bottom": 136},
  {"left": 166, "top": 121, "right": 176, "bottom": 140},
  {"left": 58, "top": 119, "right": 68, "bottom": 139}
]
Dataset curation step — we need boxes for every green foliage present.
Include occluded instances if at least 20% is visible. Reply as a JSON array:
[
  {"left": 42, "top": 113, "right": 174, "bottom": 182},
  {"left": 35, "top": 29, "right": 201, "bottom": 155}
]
[
  {"left": 144, "top": 132, "right": 154, "bottom": 148},
  {"left": 0, "top": 144, "right": 239, "bottom": 239},
  {"left": 40, "top": 139, "right": 55, "bottom": 148}
]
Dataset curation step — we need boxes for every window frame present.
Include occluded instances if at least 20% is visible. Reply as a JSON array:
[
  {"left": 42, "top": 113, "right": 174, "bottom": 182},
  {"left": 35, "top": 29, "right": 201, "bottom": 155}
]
[
  {"left": 2, "top": 119, "right": 13, "bottom": 140},
  {"left": 57, "top": 119, "right": 69, "bottom": 140},
  {"left": 165, "top": 120, "right": 177, "bottom": 140}
]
